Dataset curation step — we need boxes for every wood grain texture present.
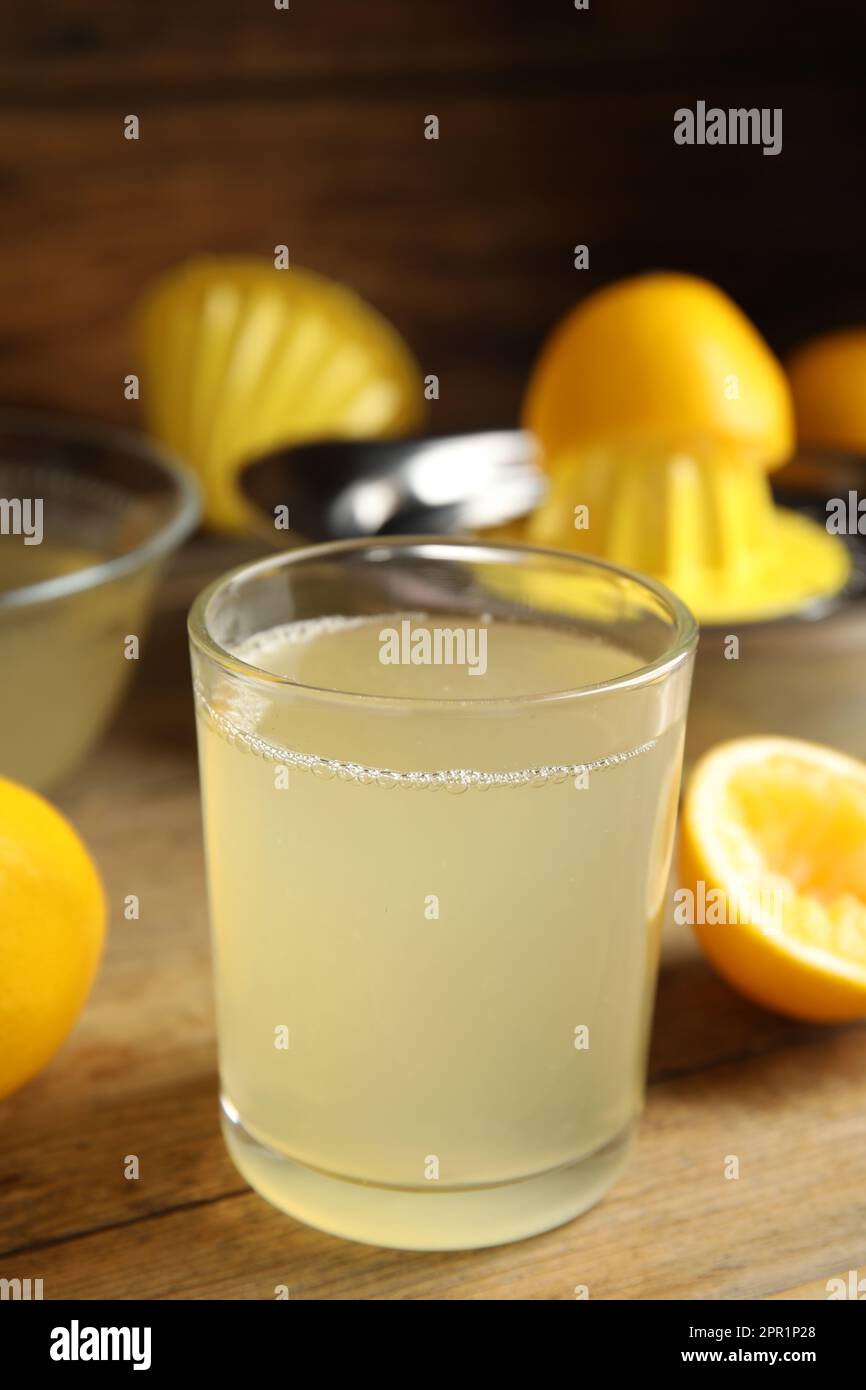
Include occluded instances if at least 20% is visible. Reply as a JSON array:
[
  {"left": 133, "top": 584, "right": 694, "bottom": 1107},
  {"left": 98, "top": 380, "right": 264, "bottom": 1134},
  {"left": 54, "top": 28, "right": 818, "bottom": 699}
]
[
  {"left": 0, "top": 1, "right": 864, "bottom": 442},
  {"left": 0, "top": 1, "right": 859, "bottom": 90},
  {"left": 0, "top": 539, "right": 863, "bottom": 1300},
  {"left": 0, "top": 1, "right": 863, "bottom": 90}
]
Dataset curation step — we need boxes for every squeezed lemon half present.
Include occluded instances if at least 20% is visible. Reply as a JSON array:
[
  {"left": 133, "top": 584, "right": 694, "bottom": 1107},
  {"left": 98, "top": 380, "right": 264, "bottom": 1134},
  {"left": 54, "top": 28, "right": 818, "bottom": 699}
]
[
  {"left": 515, "top": 273, "right": 850, "bottom": 622},
  {"left": 680, "top": 737, "right": 866, "bottom": 1022}
]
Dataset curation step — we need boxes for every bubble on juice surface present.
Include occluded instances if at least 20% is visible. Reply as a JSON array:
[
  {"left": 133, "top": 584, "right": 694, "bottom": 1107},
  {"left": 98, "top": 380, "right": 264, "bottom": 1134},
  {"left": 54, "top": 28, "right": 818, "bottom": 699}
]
[{"left": 194, "top": 612, "right": 662, "bottom": 790}]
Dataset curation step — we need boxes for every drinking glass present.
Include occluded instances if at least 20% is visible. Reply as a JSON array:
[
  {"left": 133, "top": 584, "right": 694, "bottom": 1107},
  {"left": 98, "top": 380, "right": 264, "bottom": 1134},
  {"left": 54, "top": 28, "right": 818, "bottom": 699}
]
[{"left": 189, "top": 538, "right": 697, "bottom": 1249}]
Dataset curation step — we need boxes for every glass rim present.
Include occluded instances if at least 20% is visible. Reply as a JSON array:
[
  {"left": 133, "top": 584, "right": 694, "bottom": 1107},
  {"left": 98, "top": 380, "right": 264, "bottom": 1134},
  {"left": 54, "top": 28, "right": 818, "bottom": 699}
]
[
  {"left": 0, "top": 408, "right": 201, "bottom": 612},
  {"left": 188, "top": 536, "right": 698, "bottom": 710}
]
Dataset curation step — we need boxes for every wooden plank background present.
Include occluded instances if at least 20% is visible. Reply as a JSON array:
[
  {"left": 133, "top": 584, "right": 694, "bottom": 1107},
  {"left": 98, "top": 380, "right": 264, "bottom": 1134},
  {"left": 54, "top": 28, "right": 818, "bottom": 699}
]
[{"left": 0, "top": 1, "right": 864, "bottom": 436}]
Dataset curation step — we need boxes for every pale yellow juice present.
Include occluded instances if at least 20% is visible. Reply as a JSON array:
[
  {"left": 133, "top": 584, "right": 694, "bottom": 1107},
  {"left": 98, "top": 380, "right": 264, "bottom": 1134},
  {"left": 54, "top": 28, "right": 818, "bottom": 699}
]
[
  {"left": 0, "top": 536, "right": 152, "bottom": 788},
  {"left": 195, "top": 612, "right": 685, "bottom": 1249},
  {"left": 0, "top": 537, "right": 101, "bottom": 593}
]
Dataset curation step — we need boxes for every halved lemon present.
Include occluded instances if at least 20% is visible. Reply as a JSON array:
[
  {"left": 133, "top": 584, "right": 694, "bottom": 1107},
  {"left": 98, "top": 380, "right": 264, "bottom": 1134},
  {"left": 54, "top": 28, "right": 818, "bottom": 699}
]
[
  {"left": 524, "top": 271, "right": 795, "bottom": 473},
  {"left": 680, "top": 737, "right": 866, "bottom": 1022},
  {"left": 512, "top": 273, "right": 849, "bottom": 624}
]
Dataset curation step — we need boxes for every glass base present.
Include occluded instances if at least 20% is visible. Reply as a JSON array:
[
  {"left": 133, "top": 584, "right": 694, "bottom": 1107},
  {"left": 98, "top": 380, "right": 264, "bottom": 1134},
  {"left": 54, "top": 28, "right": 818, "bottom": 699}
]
[{"left": 221, "top": 1102, "right": 635, "bottom": 1251}]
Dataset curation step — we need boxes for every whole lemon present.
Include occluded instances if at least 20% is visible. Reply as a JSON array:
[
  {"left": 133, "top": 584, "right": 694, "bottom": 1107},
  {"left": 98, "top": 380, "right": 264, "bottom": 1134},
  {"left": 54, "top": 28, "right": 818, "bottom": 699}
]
[
  {"left": 0, "top": 777, "right": 106, "bottom": 1099},
  {"left": 524, "top": 271, "right": 794, "bottom": 472},
  {"left": 787, "top": 327, "right": 866, "bottom": 452}
]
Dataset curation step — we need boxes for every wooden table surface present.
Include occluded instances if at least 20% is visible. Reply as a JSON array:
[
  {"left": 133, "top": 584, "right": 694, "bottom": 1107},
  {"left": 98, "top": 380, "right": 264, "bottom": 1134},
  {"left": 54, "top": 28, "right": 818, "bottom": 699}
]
[{"left": 1, "top": 538, "right": 864, "bottom": 1301}]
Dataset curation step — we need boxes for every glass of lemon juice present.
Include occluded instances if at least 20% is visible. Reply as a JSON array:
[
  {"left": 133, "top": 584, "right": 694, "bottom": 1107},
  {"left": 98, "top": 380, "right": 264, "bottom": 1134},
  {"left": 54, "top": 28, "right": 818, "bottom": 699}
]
[{"left": 189, "top": 539, "right": 696, "bottom": 1249}]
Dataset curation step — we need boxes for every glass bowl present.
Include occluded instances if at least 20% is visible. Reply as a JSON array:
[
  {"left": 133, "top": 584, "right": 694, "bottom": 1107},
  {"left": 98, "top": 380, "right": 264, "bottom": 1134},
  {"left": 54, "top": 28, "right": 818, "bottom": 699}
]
[{"left": 0, "top": 411, "right": 200, "bottom": 789}]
